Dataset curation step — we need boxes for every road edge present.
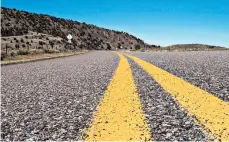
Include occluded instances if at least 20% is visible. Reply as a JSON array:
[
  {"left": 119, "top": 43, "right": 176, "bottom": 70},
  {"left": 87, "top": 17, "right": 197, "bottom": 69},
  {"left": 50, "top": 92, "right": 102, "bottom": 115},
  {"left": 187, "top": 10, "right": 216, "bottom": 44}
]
[{"left": 1, "top": 50, "right": 89, "bottom": 66}]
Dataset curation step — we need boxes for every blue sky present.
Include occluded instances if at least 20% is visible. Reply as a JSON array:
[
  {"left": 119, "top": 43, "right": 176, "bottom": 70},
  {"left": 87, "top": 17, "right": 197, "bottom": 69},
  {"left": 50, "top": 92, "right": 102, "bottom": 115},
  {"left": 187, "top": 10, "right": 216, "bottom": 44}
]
[{"left": 2, "top": 0, "right": 229, "bottom": 47}]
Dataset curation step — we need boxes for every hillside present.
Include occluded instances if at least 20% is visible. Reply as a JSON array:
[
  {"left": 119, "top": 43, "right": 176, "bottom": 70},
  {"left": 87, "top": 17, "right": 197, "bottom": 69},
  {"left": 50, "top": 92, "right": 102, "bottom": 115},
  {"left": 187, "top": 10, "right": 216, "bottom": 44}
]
[
  {"left": 1, "top": 7, "right": 153, "bottom": 51},
  {"left": 166, "top": 44, "right": 226, "bottom": 51}
]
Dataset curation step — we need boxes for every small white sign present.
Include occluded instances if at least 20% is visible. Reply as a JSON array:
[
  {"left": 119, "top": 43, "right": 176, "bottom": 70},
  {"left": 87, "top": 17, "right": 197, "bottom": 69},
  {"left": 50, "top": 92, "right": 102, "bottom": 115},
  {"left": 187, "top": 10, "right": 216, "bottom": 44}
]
[{"left": 67, "top": 34, "right": 72, "bottom": 43}]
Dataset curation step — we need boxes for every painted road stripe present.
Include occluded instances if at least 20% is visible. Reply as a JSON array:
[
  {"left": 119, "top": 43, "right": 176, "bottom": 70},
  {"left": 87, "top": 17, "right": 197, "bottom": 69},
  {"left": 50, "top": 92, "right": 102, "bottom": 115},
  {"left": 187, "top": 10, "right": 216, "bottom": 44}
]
[
  {"left": 85, "top": 52, "right": 151, "bottom": 141},
  {"left": 125, "top": 53, "right": 229, "bottom": 141}
]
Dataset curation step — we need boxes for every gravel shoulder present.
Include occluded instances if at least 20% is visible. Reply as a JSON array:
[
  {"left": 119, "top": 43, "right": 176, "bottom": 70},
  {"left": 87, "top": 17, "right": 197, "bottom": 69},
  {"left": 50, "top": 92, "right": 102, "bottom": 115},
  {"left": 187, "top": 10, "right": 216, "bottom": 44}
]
[
  {"left": 1, "top": 51, "right": 119, "bottom": 141},
  {"left": 126, "top": 51, "right": 229, "bottom": 103},
  {"left": 1, "top": 50, "right": 89, "bottom": 66}
]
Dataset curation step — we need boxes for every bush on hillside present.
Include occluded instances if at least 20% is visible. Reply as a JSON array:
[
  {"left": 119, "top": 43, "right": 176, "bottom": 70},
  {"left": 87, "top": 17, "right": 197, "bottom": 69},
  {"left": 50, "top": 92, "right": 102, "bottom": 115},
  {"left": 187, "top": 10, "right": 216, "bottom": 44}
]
[
  {"left": 44, "top": 49, "right": 60, "bottom": 54},
  {"left": 17, "top": 50, "right": 29, "bottom": 55},
  {"left": 107, "top": 43, "right": 112, "bottom": 50},
  {"left": 135, "top": 44, "right": 141, "bottom": 50},
  {"left": 1, "top": 52, "right": 7, "bottom": 61},
  {"left": 10, "top": 51, "right": 17, "bottom": 57}
]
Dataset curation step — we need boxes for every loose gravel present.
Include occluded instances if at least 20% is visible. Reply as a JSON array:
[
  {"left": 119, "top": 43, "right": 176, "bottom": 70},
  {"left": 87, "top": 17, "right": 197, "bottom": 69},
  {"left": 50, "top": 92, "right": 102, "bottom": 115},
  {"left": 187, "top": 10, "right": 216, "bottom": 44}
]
[
  {"left": 127, "top": 51, "right": 229, "bottom": 102},
  {"left": 127, "top": 57, "right": 211, "bottom": 141},
  {"left": 1, "top": 51, "right": 119, "bottom": 141}
]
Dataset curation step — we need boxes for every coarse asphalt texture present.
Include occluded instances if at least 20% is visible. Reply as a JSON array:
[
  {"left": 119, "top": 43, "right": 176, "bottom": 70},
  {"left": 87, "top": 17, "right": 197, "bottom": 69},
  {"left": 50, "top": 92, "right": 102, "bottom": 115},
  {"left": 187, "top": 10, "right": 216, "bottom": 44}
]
[
  {"left": 1, "top": 51, "right": 119, "bottom": 141},
  {"left": 1, "top": 51, "right": 229, "bottom": 141},
  {"left": 126, "top": 57, "right": 211, "bottom": 141},
  {"left": 126, "top": 51, "right": 229, "bottom": 102}
]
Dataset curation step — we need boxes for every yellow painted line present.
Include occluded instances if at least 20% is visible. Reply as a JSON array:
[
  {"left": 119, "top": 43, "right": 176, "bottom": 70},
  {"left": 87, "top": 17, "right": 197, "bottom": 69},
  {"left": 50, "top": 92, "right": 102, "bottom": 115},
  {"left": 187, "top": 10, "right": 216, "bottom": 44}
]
[
  {"left": 125, "top": 53, "right": 229, "bottom": 141},
  {"left": 85, "top": 52, "right": 151, "bottom": 141}
]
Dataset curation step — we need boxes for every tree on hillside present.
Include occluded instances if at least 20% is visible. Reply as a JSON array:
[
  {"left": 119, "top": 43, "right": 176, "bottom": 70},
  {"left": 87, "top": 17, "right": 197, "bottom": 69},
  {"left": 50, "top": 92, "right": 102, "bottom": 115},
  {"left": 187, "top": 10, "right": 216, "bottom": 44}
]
[
  {"left": 15, "top": 44, "right": 20, "bottom": 49},
  {"left": 39, "top": 41, "right": 44, "bottom": 49},
  {"left": 107, "top": 43, "right": 112, "bottom": 50},
  {"left": 118, "top": 43, "right": 122, "bottom": 49},
  {"left": 49, "top": 41, "right": 54, "bottom": 49},
  {"left": 209, "top": 46, "right": 215, "bottom": 49},
  {"left": 20, "top": 38, "right": 24, "bottom": 43},
  {"left": 135, "top": 44, "right": 141, "bottom": 50}
]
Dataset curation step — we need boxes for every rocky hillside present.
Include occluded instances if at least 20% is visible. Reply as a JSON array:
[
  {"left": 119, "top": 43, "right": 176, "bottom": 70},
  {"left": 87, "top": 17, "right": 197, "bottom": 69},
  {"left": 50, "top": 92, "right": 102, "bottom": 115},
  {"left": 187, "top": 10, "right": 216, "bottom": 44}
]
[{"left": 1, "top": 7, "right": 153, "bottom": 50}]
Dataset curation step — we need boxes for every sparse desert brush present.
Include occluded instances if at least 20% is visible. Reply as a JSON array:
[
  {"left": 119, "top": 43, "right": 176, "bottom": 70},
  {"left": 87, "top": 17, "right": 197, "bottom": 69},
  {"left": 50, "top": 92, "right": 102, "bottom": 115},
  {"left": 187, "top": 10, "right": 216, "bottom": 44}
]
[
  {"left": 1, "top": 7, "right": 158, "bottom": 51},
  {"left": 1, "top": 52, "right": 7, "bottom": 61},
  {"left": 17, "top": 50, "right": 29, "bottom": 55},
  {"left": 10, "top": 51, "right": 17, "bottom": 57},
  {"left": 30, "top": 49, "right": 44, "bottom": 55},
  {"left": 44, "top": 49, "right": 60, "bottom": 54},
  {"left": 15, "top": 44, "right": 20, "bottom": 49},
  {"left": 59, "top": 48, "right": 68, "bottom": 52},
  {"left": 20, "top": 38, "right": 24, "bottom": 43},
  {"left": 39, "top": 41, "right": 44, "bottom": 45},
  {"left": 135, "top": 44, "right": 141, "bottom": 50},
  {"left": 107, "top": 43, "right": 112, "bottom": 50}
]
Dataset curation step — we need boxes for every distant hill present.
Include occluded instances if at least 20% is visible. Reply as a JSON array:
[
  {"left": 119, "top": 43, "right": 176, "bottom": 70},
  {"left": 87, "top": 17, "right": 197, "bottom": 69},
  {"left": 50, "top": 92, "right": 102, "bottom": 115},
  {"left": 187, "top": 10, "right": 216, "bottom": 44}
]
[
  {"left": 1, "top": 7, "right": 154, "bottom": 50},
  {"left": 165, "top": 44, "right": 226, "bottom": 51}
]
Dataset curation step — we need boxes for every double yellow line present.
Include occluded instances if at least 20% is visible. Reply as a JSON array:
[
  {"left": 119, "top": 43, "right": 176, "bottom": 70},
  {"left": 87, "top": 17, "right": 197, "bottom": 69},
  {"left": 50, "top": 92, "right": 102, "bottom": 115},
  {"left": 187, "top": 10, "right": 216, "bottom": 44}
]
[
  {"left": 85, "top": 52, "right": 229, "bottom": 141},
  {"left": 85, "top": 52, "right": 151, "bottom": 141}
]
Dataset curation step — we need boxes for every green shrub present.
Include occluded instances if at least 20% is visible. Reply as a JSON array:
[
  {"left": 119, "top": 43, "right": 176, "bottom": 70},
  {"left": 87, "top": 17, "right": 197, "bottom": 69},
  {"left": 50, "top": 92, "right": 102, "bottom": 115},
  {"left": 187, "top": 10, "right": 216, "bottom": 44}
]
[
  {"left": 17, "top": 50, "right": 29, "bottom": 55},
  {"left": 10, "top": 51, "right": 16, "bottom": 57}
]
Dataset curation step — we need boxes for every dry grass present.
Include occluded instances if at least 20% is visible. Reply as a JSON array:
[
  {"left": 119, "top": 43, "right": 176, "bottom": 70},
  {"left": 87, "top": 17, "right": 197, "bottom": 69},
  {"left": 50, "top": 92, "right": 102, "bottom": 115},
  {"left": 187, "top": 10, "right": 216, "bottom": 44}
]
[{"left": 1, "top": 50, "right": 88, "bottom": 65}]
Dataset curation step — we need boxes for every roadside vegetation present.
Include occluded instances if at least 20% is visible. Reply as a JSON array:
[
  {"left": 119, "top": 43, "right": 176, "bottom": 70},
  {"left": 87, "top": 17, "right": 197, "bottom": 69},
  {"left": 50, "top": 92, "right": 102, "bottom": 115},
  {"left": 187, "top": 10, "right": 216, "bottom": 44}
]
[
  {"left": 1, "top": 32, "right": 88, "bottom": 65},
  {"left": 1, "top": 49, "right": 88, "bottom": 65},
  {"left": 1, "top": 7, "right": 155, "bottom": 52}
]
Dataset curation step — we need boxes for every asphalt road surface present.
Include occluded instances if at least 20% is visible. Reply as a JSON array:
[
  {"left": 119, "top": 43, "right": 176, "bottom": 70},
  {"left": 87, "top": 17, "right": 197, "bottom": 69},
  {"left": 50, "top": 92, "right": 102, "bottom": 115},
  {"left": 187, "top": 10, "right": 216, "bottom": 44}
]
[{"left": 1, "top": 51, "right": 229, "bottom": 141}]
